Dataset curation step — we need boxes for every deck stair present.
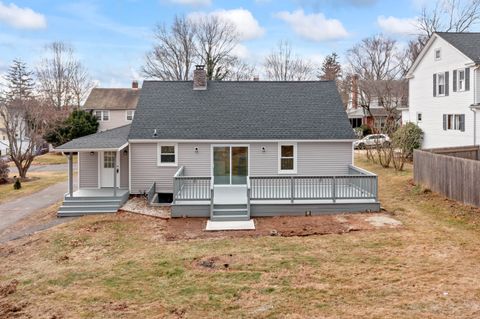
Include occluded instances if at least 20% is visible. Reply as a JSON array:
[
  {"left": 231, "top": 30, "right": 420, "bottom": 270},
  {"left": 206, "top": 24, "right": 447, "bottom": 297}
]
[
  {"left": 57, "top": 190, "right": 129, "bottom": 217},
  {"left": 210, "top": 186, "right": 251, "bottom": 222}
]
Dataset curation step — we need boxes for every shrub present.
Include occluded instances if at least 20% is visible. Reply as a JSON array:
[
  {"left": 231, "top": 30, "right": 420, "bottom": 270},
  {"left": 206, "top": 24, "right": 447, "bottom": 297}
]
[
  {"left": 0, "top": 160, "right": 9, "bottom": 184},
  {"left": 13, "top": 176, "right": 21, "bottom": 189},
  {"left": 392, "top": 122, "right": 423, "bottom": 171}
]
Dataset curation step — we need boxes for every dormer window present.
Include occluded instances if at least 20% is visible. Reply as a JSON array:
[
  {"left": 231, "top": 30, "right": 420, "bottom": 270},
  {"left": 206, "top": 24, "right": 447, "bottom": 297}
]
[
  {"left": 434, "top": 48, "right": 441, "bottom": 60},
  {"left": 126, "top": 110, "right": 135, "bottom": 121}
]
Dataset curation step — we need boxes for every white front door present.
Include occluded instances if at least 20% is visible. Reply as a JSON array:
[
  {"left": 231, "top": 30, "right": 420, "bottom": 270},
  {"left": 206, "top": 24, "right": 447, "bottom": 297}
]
[{"left": 100, "top": 151, "right": 116, "bottom": 187}]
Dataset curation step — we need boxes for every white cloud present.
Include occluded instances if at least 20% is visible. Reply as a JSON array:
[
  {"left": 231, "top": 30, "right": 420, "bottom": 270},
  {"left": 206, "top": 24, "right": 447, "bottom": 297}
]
[
  {"left": 168, "top": 0, "right": 211, "bottom": 6},
  {"left": 377, "top": 15, "right": 419, "bottom": 35},
  {"left": 275, "top": 10, "right": 348, "bottom": 42},
  {"left": 188, "top": 8, "right": 265, "bottom": 41},
  {"left": 232, "top": 44, "right": 250, "bottom": 59},
  {"left": 0, "top": 2, "right": 46, "bottom": 29}
]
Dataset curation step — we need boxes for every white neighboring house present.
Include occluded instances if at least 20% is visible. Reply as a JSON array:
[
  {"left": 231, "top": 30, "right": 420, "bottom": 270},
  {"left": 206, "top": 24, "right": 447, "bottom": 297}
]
[
  {"left": 82, "top": 81, "right": 140, "bottom": 132},
  {"left": 407, "top": 32, "right": 480, "bottom": 149}
]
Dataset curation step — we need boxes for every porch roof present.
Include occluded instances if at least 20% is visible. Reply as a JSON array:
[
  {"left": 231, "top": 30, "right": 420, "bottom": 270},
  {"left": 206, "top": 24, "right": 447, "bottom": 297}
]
[{"left": 55, "top": 125, "right": 130, "bottom": 152}]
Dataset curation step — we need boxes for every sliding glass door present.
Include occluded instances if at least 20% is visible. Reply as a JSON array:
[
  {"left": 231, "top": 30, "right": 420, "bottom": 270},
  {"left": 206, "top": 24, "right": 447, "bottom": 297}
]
[{"left": 213, "top": 146, "right": 248, "bottom": 185}]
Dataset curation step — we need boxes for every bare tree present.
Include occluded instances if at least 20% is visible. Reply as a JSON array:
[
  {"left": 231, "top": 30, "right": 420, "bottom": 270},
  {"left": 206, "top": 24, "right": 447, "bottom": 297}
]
[
  {"left": 346, "top": 35, "right": 401, "bottom": 81},
  {"left": 194, "top": 15, "right": 239, "bottom": 80},
  {"left": 264, "top": 41, "right": 315, "bottom": 81},
  {"left": 222, "top": 58, "right": 256, "bottom": 81},
  {"left": 0, "top": 60, "right": 51, "bottom": 178},
  {"left": 142, "top": 16, "right": 196, "bottom": 80},
  {"left": 37, "top": 42, "right": 92, "bottom": 109}
]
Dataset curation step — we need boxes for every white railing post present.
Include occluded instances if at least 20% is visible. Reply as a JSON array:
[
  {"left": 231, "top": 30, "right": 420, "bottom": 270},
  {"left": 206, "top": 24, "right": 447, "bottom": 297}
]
[{"left": 332, "top": 176, "right": 336, "bottom": 203}]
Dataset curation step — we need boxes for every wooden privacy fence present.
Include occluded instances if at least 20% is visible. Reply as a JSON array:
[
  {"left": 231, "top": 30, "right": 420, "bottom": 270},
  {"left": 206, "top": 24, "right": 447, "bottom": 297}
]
[{"left": 414, "top": 146, "right": 480, "bottom": 207}]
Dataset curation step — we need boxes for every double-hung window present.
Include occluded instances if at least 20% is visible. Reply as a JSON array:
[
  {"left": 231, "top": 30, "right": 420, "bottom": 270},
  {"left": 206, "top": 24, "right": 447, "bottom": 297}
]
[
  {"left": 126, "top": 110, "right": 135, "bottom": 121},
  {"left": 94, "top": 110, "right": 109, "bottom": 121},
  {"left": 457, "top": 69, "right": 465, "bottom": 91},
  {"left": 443, "top": 114, "right": 465, "bottom": 131},
  {"left": 279, "top": 143, "right": 297, "bottom": 173},
  {"left": 157, "top": 144, "right": 177, "bottom": 166},
  {"left": 437, "top": 73, "right": 445, "bottom": 96}
]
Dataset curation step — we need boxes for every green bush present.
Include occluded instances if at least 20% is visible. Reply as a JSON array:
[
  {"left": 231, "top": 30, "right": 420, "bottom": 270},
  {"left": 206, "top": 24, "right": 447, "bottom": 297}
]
[
  {"left": 13, "top": 177, "right": 21, "bottom": 189},
  {"left": 393, "top": 122, "right": 423, "bottom": 158}
]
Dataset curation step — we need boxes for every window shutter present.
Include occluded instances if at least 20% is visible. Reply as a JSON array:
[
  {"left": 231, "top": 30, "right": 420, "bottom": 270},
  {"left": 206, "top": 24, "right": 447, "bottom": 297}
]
[
  {"left": 453, "top": 70, "right": 457, "bottom": 92},
  {"left": 443, "top": 114, "right": 447, "bottom": 130},
  {"left": 433, "top": 74, "right": 437, "bottom": 97},
  {"left": 445, "top": 71, "right": 449, "bottom": 96},
  {"left": 465, "top": 67, "right": 470, "bottom": 91},
  {"left": 460, "top": 114, "right": 465, "bottom": 132}
]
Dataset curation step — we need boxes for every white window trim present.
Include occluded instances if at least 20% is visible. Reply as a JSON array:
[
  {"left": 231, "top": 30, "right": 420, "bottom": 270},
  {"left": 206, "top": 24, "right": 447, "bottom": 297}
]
[
  {"left": 126, "top": 110, "right": 135, "bottom": 121},
  {"left": 278, "top": 142, "right": 297, "bottom": 174},
  {"left": 437, "top": 73, "right": 445, "bottom": 96},
  {"left": 157, "top": 143, "right": 178, "bottom": 167},
  {"left": 94, "top": 110, "right": 110, "bottom": 122},
  {"left": 434, "top": 48, "right": 441, "bottom": 61},
  {"left": 416, "top": 112, "right": 422, "bottom": 123},
  {"left": 456, "top": 69, "right": 465, "bottom": 92}
]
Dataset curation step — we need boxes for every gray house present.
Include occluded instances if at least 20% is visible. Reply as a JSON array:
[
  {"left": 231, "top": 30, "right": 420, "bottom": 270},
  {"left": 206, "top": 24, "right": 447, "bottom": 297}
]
[{"left": 56, "top": 66, "right": 379, "bottom": 221}]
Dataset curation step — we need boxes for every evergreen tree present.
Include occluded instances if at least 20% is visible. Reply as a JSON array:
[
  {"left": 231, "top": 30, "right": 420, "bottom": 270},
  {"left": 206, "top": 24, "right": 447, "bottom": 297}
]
[
  {"left": 319, "top": 53, "right": 342, "bottom": 81},
  {"left": 4, "top": 59, "right": 35, "bottom": 102},
  {"left": 44, "top": 110, "right": 99, "bottom": 147}
]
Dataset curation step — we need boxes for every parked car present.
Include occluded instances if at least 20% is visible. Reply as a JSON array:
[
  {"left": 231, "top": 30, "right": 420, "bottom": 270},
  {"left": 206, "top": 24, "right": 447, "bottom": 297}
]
[{"left": 354, "top": 134, "right": 391, "bottom": 149}]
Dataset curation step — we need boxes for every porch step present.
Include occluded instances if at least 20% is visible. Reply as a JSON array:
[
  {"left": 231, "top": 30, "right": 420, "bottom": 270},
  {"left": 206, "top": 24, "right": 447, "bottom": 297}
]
[
  {"left": 58, "top": 205, "right": 120, "bottom": 212},
  {"left": 62, "top": 199, "right": 123, "bottom": 206},
  {"left": 57, "top": 193, "right": 129, "bottom": 217},
  {"left": 57, "top": 209, "right": 119, "bottom": 217}
]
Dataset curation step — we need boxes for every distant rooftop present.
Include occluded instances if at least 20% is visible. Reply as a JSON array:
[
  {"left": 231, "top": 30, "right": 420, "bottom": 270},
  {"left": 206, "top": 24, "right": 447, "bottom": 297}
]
[{"left": 82, "top": 87, "right": 140, "bottom": 110}]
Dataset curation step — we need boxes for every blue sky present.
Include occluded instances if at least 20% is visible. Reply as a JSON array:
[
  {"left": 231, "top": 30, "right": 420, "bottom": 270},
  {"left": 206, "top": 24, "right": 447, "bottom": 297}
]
[{"left": 0, "top": 0, "right": 434, "bottom": 87}]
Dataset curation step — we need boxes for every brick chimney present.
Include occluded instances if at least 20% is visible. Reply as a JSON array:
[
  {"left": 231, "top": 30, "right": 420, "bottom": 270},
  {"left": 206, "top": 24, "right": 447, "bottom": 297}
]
[
  {"left": 193, "top": 65, "right": 207, "bottom": 90},
  {"left": 351, "top": 74, "right": 359, "bottom": 109},
  {"left": 132, "top": 80, "right": 139, "bottom": 89}
]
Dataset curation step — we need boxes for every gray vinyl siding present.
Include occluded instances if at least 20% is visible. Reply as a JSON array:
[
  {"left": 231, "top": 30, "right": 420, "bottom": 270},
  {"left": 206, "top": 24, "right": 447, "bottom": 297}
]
[
  {"left": 98, "top": 110, "right": 132, "bottom": 131},
  {"left": 120, "top": 146, "right": 129, "bottom": 188},
  {"left": 297, "top": 142, "right": 352, "bottom": 175},
  {"left": 130, "top": 141, "right": 353, "bottom": 194},
  {"left": 79, "top": 151, "right": 98, "bottom": 188}
]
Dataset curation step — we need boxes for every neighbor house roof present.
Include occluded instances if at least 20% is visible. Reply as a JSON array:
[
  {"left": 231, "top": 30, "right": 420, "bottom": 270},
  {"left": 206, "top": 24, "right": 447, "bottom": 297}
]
[
  {"left": 129, "top": 81, "right": 355, "bottom": 140},
  {"left": 82, "top": 88, "right": 139, "bottom": 110},
  {"left": 56, "top": 125, "right": 130, "bottom": 151},
  {"left": 436, "top": 32, "right": 480, "bottom": 64}
]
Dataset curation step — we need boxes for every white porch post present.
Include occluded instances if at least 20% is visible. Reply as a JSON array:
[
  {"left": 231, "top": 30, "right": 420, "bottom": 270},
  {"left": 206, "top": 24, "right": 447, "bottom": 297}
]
[
  {"left": 68, "top": 152, "right": 73, "bottom": 197},
  {"left": 113, "top": 151, "right": 117, "bottom": 197}
]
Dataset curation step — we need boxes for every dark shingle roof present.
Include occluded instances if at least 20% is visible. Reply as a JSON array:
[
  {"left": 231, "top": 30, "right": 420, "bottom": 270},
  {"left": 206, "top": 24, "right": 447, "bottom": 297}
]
[
  {"left": 82, "top": 88, "right": 139, "bottom": 110},
  {"left": 129, "top": 81, "right": 355, "bottom": 140},
  {"left": 436, "top": 32, "right": 480, "bottom": 63},
  {"left": 56, "top": 125, "right": 130, "bottom": 151}
]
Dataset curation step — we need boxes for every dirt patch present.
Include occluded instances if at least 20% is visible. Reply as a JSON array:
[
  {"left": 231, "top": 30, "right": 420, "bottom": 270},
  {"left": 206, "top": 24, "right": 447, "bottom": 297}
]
[
  {"left": 164, "top": 213, "right": 400, "bottom": 241},
  {"left": 0, "top": 280, "right": 18, "bottom": 297},
  {"left": 193, "top": 254, "right": 237, "bottom": 271}
]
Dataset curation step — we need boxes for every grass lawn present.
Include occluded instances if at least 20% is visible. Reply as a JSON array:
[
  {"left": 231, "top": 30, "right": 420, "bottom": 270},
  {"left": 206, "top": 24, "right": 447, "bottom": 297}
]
[
  {"left": 8, "top": 153, "right": 77, "bottom": 167},
  {"left": 0, "top": 171, "right": 68, "bottom": 204},
  {"left": 1, "top": 154, "right": 480, "bottom": 318}
]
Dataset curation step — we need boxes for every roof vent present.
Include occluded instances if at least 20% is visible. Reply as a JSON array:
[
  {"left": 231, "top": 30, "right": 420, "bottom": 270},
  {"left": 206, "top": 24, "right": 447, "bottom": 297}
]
[
  {"left": 193, "top": 65, "right": 207, "bottom": 90},
  {"left": 153, "top": 129, "right": 157, "bottom": 137}
]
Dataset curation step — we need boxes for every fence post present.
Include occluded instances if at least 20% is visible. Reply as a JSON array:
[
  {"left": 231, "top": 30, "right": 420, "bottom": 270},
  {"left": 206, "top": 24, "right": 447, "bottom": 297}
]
[
  {"left": 290, "top": 176, "right": 295, "bottom": 203},
  {"left": 332, "top": 176, "right": 336, "bottom": 203}
]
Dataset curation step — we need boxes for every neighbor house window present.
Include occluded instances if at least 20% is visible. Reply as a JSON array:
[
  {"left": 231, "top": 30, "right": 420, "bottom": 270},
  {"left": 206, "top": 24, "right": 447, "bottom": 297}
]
[
  {"left": 157, "top": 144, "right": 177, "bottom": 166},
  {"left": 278, "top": 143, "right": 296, "bottom": 173},
  {"left": 437, "top": 73, "right": 445, "bottom": 95},
  {"left": 443, "top": 114, "right": 465, "bottom": 131},
  {"left": 94, "top": 110, "right": 109, "bottom": 121},
  {"left": 434, "top": 48, "right": 441, "bottom": 60},
  {"left": 457, "top": 69, "right": 465, "bottom": 91},
  {"left": 126, "top": 110, "right": 135, "bottom": 121}
]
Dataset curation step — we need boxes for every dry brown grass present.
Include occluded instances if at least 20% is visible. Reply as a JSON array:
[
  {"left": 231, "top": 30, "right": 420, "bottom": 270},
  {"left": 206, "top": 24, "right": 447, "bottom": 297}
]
[
  {"left": 0, "top": 171, "right": 68, "bottom": 204},
  {"left": 1, "top": 154, "right": 480, "bottom": 318}
]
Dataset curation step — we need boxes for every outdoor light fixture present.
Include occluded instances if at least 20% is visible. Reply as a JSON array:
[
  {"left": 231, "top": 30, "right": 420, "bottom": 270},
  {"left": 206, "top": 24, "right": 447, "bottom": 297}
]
[
  {"left": 123, "top": 149, "right": 128, "bottom": 155},
  {"left": 261, "top": 146, "right": 266, "bottom": 152},
  {"left": 90, "top": 151, "right": 94, "bottom": 156},
  {"left": 194, "top": 147, "right": 199, "bottom": 153}
]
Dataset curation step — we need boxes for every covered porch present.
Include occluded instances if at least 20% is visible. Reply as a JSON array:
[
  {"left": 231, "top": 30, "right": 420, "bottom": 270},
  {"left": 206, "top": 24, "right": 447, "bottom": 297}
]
[{"left": 55, "top": 125, "right": 131, "bottom": 216}]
